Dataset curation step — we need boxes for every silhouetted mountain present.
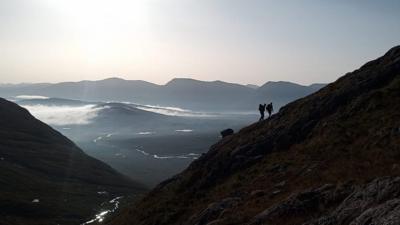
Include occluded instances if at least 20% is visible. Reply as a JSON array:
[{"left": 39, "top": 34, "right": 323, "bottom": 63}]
[
  {"left": 34, "top": 78, "right": 160, "bottom": 103},
  {"left": 106, "top": 46, "right": 400, "bottom": 225},
  {"left": 0, "top": 98, "right": 146, "bottom": 225},
  {"left": 0, "top": 83, "right": 51, "bottom": 97},
  {"left": 1, "top": 78, "right": 325, "bottom": 111},
  {"left": 162, "top": 78, "right": 255, "bottom": 110}
]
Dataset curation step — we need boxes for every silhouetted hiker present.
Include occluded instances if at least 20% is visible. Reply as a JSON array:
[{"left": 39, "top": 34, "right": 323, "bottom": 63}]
[
  {"left": 259, "top": 104, "right": 266, "bottom": 121},
  {"left": 266, "top": 102, "right": 273, "bottom": 118}
]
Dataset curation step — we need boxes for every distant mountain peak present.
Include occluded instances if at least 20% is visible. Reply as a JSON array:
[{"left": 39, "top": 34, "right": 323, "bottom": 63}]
[
  {"left": 262, "top": 80, "right": 306, "bottom": 87},
  {"left": 165, "top": 78, "right": 252, "bottom": 88},
  {"left": 100, "top": 77, "right": 127, "bottom": 82},
  {"left": 165, "top": 78, "right": 205, "bottom": 85}
]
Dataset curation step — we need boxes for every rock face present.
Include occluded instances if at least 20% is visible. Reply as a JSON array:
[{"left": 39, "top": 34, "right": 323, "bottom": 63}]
[
  {"left": 0, "top": 98, "right": 146, "bottom": 225},
  {"left": 107, "top": 46, "right": 400, "bottom": 225}
]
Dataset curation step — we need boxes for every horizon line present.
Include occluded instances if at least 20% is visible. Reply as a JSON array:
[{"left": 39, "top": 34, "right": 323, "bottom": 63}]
[{"left": 0, "top": 76, "right": 329, "bottom": 87}]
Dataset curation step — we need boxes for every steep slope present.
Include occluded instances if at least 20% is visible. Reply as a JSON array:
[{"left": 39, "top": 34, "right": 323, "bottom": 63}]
[
  {"left": 0, "top": 98, "right": 146, "bottom": 225},
  {"left": 107, "top": 46, "right": 400, "bottom": 225}
]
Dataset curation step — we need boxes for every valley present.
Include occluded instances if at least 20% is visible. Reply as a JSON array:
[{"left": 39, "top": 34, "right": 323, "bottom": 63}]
[{"left": 14, "top": 98, "right": 256, "bottom": 187}]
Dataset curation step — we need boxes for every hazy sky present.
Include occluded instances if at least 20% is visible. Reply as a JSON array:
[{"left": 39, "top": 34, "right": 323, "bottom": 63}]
[{"left": 1, "top": 0, "right": 399, "bottom": 85}]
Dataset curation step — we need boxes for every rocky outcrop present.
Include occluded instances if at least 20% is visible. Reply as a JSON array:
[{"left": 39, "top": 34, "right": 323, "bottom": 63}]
[
  {"left": 220, "top": 129, "right": 234, "bottom": 138},
  {"left": 249, "top": 177, "right": 400, "bottom": 225},
  {"left": 306, "top": 177, "right": 400, "bottom": 225}
]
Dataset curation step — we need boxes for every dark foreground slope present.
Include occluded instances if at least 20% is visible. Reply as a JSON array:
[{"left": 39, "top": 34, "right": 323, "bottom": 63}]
[
  {"left": 108, "top": 46, "right": 400, "bottom": 225},
  {"left": 0, "top": 99, "right": 146, "bottom": 225}
]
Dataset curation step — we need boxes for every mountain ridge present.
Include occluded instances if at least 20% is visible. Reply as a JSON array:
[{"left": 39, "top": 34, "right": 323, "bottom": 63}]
[
  {"left": 0, "top": 78, "right": 326, "bottom": 111},
  {"left": 1, "top": 77, "right": 325, "bottom": 88}
]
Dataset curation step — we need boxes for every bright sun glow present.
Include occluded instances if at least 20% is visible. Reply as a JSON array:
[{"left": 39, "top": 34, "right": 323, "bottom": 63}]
[
  {"left": 45, "top": 0, "right": 150, "bottom": 29},
  {"left": 43, "top": 0, "right": 152, "bottom": 62}
]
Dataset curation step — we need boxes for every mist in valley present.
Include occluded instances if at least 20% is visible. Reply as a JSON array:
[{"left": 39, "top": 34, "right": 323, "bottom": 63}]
[{"left": 16, "top": 96, "right": 255, "bottom": 187}]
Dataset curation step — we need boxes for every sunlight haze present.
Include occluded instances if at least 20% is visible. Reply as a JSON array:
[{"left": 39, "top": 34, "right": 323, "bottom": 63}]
[{"left": 1, "top": 0, "right": 399, "bottom": 85}]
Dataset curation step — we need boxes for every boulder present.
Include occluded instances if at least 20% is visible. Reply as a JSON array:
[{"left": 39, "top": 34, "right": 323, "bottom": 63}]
[{"left": 220, "top": 129, "right": 234, "bottom": 138}]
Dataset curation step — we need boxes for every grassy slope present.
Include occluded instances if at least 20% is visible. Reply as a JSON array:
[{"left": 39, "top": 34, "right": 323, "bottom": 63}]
[
  {"left": 108, "top": 46, "right": 400, "bottom": 225},
  {"left": 0, "top": 99, "right": 147, "bottom": 225}
]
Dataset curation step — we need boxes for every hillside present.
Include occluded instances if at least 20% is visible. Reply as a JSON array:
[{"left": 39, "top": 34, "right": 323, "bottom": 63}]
[
  {"left": 0, "top": 98, "right": 146, "bottom": 225},
  {"left": 107, "top": 46, "right": 400, "bottom": 225}
]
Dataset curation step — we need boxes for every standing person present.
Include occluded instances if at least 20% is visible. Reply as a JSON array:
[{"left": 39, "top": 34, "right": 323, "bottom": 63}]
[
  {"left": 258, "top": 104, "right": 266, "bottom": 121},
  {"left": 266, "top": 102, "right": 274, "bottom": 118}
]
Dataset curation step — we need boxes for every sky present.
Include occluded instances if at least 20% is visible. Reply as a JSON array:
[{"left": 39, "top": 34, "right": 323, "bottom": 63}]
[{"left": 0, "top": 0, "right": 399, "bottom": 86}]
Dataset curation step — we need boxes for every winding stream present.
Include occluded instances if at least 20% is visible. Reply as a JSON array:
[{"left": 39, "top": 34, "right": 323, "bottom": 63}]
[{"left": 82, "top": 196, "right": 123, "bottom": 224}]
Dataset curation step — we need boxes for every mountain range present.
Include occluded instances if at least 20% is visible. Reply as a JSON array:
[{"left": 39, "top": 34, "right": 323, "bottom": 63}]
[
  {"left": 105, "top": 46, "right": 400, "bottom": 225},
  {"left": 0, "top": 78, "right": 325, "bottom": 111}
]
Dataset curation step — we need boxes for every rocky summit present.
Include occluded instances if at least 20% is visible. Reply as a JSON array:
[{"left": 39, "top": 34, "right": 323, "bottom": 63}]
[{"left": 106, "top": 46, "right": 400, "bottom": 225}]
